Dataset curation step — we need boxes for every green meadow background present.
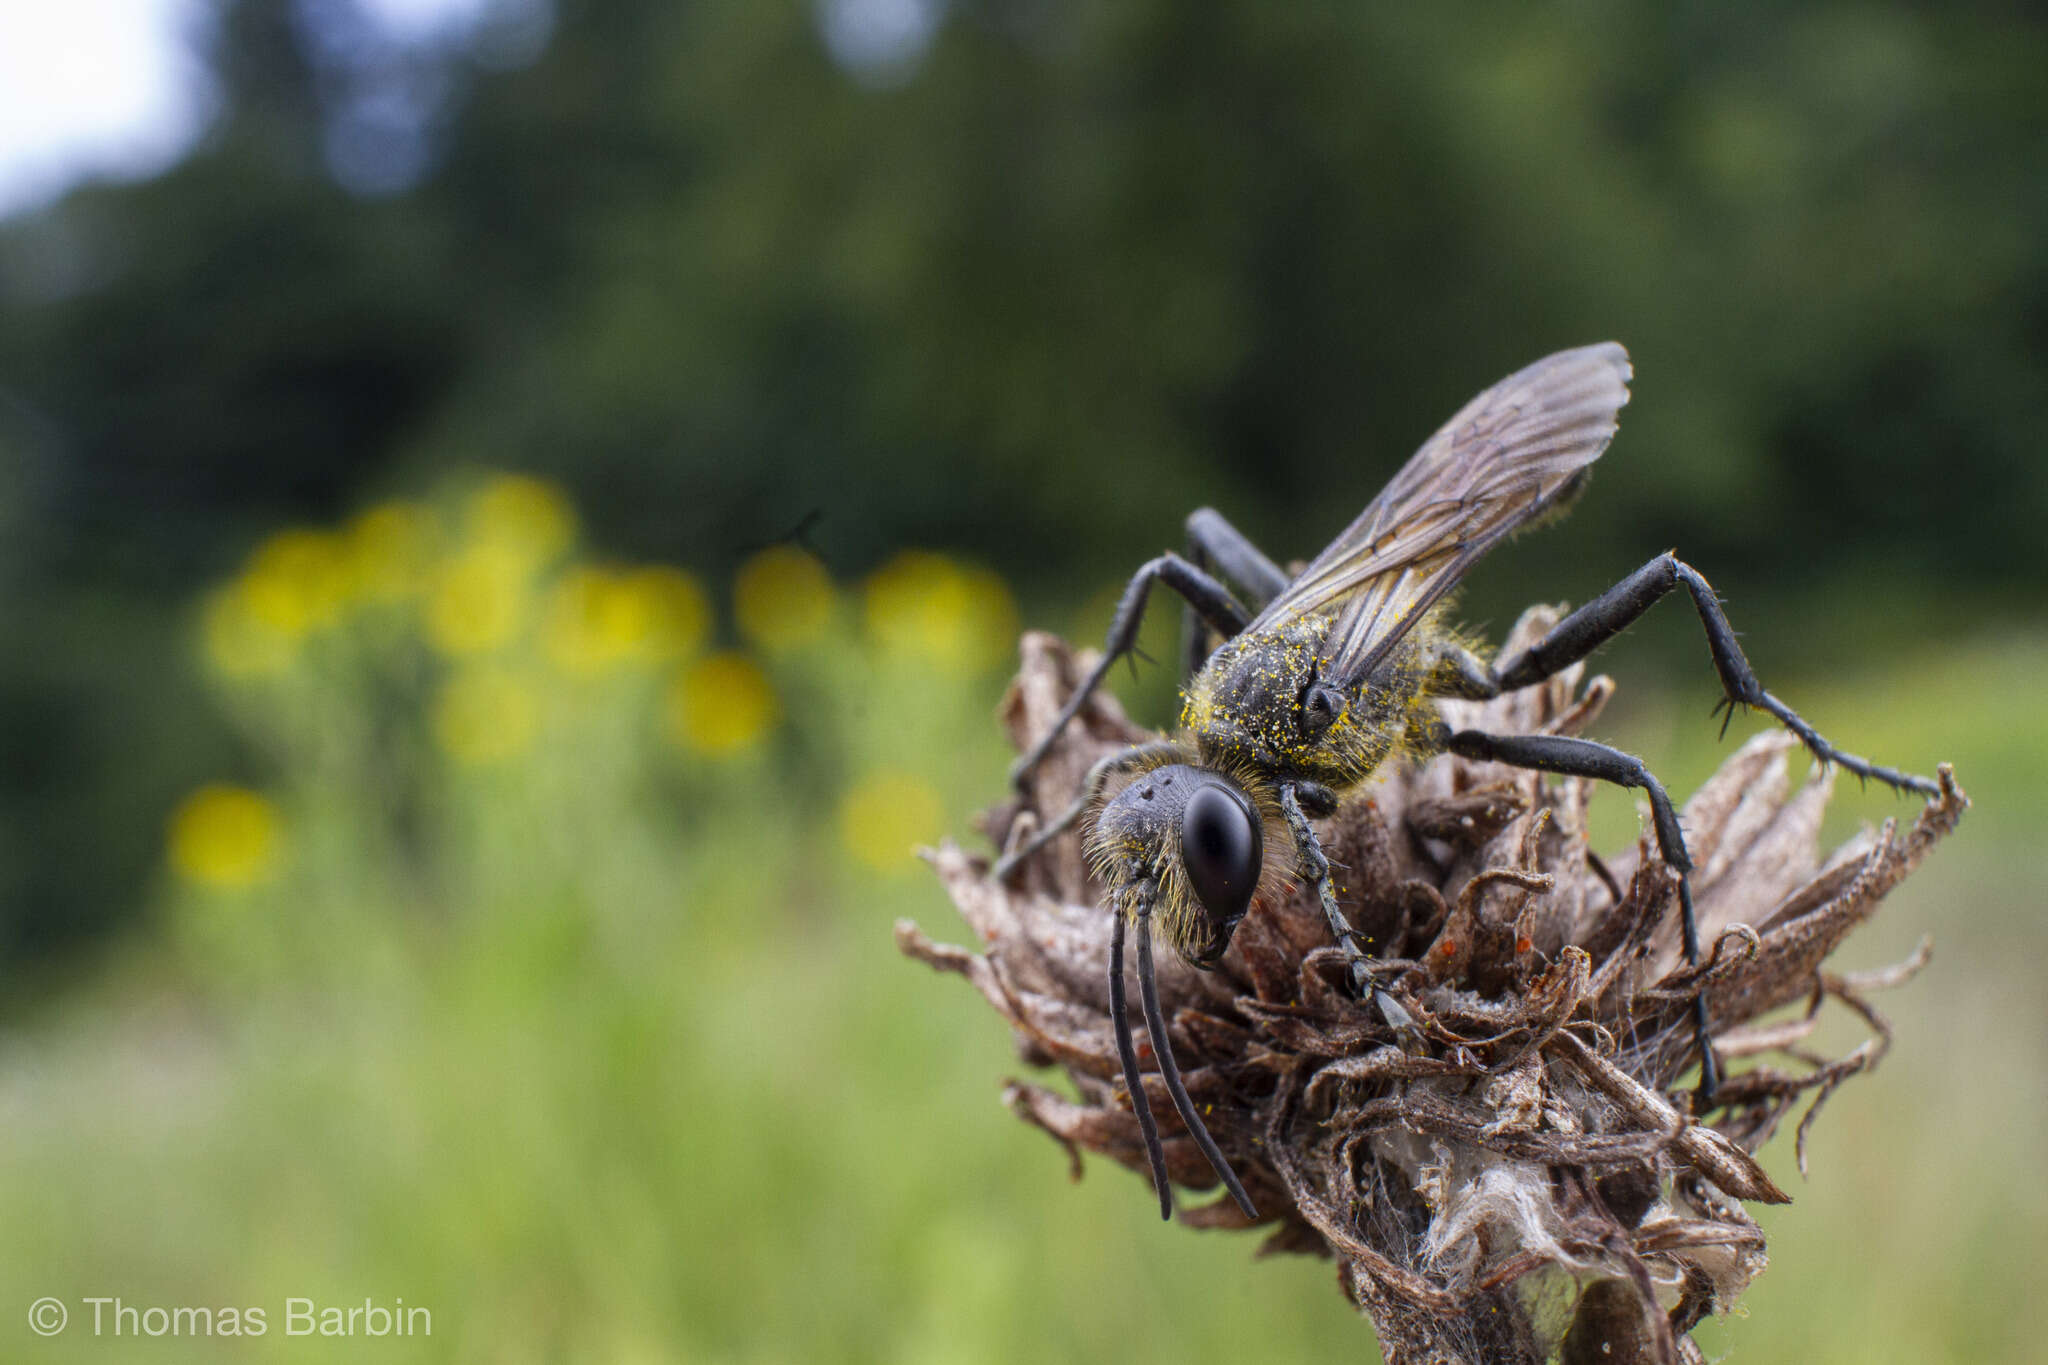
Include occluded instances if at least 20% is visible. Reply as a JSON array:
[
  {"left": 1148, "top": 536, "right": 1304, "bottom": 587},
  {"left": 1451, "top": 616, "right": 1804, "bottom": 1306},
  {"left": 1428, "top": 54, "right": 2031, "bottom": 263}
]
[{"left": 2, "top": 4, "right": 2044, "bottom": 1362}]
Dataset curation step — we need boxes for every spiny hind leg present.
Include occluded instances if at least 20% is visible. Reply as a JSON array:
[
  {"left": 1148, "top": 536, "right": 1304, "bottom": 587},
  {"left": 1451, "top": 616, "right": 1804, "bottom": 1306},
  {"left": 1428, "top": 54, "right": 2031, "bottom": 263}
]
[
  {"left": 1009, "top": 554, "right": 1250, "bottom": 792},
  {"left": 1492, "top": 552, "right": 1935, "bottom": 795},
  {"left": 1444, "top": 728, "right": 1721, "bottom": 1104},
  {"left": 1180, "top": 508, "right": 1289, "bottom": 680},
  {"left": 994, "top": 740, "right": 1183, "bottom": 884}
]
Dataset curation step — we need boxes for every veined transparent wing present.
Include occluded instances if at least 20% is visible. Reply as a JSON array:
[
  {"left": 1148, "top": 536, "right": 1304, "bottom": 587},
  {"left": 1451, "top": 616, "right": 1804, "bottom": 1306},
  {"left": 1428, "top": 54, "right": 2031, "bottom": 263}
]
[{"left": 1242, "top": 342, "right": 1632, "bottom": 688}]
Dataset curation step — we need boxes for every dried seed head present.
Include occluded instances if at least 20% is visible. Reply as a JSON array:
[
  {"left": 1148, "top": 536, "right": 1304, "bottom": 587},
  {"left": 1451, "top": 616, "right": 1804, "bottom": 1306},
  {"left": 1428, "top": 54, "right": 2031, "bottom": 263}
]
[{"left": 903, "top": 607, "right": 1966, "bottom": 1365}]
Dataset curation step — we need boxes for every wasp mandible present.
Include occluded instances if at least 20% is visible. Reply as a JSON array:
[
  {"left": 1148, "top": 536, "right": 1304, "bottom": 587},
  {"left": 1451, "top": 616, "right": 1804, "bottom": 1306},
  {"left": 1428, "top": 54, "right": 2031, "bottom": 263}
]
[{"left": 996, "top": 342, "right": 1937, "bottom": 1222}]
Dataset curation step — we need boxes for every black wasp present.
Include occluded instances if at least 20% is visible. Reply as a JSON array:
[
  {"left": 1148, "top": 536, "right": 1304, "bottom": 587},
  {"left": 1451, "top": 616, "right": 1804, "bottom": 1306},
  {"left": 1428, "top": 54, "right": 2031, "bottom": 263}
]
[{"left": 996, "top": 342, "right": 1937, "bottom": 1221}]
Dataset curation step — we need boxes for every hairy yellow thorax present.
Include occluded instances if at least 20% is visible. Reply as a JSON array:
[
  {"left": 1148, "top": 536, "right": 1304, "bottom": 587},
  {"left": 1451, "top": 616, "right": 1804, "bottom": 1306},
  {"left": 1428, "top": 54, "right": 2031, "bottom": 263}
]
[{"left": 1181, "top": 612, "right": 1446, "bottom": 790}]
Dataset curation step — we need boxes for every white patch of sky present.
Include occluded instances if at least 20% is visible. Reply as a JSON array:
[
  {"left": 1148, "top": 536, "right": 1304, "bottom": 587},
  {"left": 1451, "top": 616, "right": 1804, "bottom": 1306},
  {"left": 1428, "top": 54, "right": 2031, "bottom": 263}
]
[
  {"left": 0, "top": 0, "right": 551, "bottom": 220},
  {"left": 354, "top": 0, "right": 497, "bottom": 45},
  {"left": 351, "top": 0, "right": 552, "bottom": 67},
  {"left": 0, "top": 0, "right": 218, "bottom": 219},
  {"left": 815, "top": 0, "right": 947, "bottom": 88},
  {"left": 0, "top": 0, "right": 935, "bottom": 220}
]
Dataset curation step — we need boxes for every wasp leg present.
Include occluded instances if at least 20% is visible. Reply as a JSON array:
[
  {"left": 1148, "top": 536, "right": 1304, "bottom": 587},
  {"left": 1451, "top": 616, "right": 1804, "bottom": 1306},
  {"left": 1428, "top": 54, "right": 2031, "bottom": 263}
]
[
  {"left": 1492, "top": 552, "right": 1936, "bottom": 796},
  {"left": 1280, "top": 782, "right": 1374, "bottom": 998},
  {"left": 1109, "top": 905, "right": 1174, "bottom": 1220},
  {"left": 1280, "top": 783, "right": 1416, "bottom": 1038},
  {"left": 1181, "top": 507, "right": 1290, "bottom": 680},
  {"left": 993, "top": 740, "right": 1185, "bottom": 884},
  {"left": 1010, "top": 555, "right": 1251, "bottom": 791},
  {"left": 1135, "top": 910, "right": 1259, "bottom": 1219},
  {"left": 1418, "top": 639, "right": 1503, "bottom": 701},
  {"left": 1444, "top": 728, "right": 1722, "bottom": 1106}
]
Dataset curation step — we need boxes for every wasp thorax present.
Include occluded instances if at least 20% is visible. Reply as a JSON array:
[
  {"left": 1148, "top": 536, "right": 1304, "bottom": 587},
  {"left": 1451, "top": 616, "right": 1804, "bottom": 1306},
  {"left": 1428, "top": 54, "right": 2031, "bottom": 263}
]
[
  {"left": 1302, "top": 682, "right": 1346, "bottom": 737},
  {"left": 1091, "top": 763, "right": 1263, "bottom": 969},
  {"left": 1185, "top": 616, "right": 1419, "bottom": 788}
]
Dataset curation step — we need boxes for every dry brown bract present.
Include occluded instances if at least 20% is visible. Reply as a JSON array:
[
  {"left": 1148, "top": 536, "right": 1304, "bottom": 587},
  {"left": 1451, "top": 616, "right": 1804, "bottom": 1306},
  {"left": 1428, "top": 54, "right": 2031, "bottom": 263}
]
[{"left": 899, "top": 607, "right": 1966, "bottom": 1365}]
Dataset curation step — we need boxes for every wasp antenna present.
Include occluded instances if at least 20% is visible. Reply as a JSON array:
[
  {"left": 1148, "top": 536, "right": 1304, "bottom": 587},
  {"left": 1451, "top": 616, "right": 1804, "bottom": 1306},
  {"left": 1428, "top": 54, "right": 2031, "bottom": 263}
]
[
  {"left": 1109, "top": 910, "right": 1172, "bottom": 1220},
  {"left": 1135, "top": 914, "right": 1259, "bottom": 1220}
]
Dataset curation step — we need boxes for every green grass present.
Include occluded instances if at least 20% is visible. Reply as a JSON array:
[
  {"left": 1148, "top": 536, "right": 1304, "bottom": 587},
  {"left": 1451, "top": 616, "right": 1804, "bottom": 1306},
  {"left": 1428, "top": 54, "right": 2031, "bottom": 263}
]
[{"left": 2, "top": 607, "right": 2041, "bottom": 1363}]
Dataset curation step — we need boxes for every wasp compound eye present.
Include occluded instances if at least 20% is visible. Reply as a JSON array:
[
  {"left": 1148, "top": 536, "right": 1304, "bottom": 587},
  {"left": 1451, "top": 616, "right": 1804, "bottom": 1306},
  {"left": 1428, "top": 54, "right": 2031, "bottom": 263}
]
[{"left": 1181, "top": 783, "right": 1262, "bottom": 933}]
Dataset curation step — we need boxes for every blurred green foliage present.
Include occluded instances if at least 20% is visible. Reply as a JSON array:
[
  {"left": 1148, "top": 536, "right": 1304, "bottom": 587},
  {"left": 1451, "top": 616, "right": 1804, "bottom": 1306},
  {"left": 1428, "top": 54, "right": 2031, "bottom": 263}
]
[{"left": 0, "top": 3, "right": 2042, "bottom": 1359}]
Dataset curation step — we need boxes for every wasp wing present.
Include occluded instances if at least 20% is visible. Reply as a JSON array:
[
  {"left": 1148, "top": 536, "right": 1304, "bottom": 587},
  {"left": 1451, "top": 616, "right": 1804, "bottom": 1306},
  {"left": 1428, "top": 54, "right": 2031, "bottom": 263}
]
[{"left": 1245, "top": 342, "right": 1632, "bottom": 688}]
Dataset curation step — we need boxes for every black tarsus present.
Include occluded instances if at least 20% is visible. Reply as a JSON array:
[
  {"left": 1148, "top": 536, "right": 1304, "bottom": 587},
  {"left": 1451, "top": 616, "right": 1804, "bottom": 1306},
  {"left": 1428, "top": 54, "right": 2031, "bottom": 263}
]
[
  {"left": 1011, "top": 553, "right": 1252, "bottom": 791},
  {"left": 1135, "top": 913, "right": 1259, "bottom": 1220},
  {"left": 1446, "top": 728, "right": 1722, "bottom": 1102},
  {"left": 1493, "top": 552, "right": 1937, "bottom": 797},
  {"left": 1109, "top": 909, "right": 1173, "bottom": 1220}
]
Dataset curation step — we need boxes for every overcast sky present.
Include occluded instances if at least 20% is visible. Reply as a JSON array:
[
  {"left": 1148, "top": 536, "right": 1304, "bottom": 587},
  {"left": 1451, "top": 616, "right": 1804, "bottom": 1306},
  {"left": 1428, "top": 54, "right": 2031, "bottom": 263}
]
[
  {"left": 0, "top": 0, "right": 215, "bottom": 219},
  {"left": 0, "top": 0, "right": 536, "bottom": 219}
]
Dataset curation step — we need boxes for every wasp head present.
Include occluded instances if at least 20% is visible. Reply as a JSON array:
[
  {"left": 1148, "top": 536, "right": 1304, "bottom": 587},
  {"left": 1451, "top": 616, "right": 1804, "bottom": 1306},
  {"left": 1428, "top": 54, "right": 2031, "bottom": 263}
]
[{"left": 1087, "top": 760, "right": 1279, "bottom": 968}]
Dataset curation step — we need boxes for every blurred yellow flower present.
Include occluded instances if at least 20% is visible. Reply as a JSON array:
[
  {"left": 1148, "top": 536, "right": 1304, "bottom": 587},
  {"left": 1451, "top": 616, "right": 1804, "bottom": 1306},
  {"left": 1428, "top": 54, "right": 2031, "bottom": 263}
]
[
  {"left": 734, "top": 545, "right": 835, "bottom": 650},
  {"left": 628, "top": 566, "right": 711, "bottom": 659},
  {"left": 468, "top": 474, "right": 576, "bottom": 568},
  {"left": 543, "top": 565, "right": 713, "bottom": 674},
  {"left": 239, "top": 529, "right": 352, "bottom": 637},
  {"left": 543, "top": 567, "right": 646, "bottom": 675},
  {"left": 864, "top": 551, "right": 1018, "bottom": 674},
  {"left": 347, "top": 501, "right": 440, "bottom": 601},
  {"left": 666, "top": 652, "right": 779, "bottom": 755},
  {"left": 839, "top": 771, "right": 943, "bottom": 874},
  {"left": 434, "top": 667, "right": 540, "bottom": 764},
  {"left": 168, "top": 784, "right": 282, "bottom": 889},
  {"left": 425, "top": 544, "right": 531, "bottom": 655},
  {"left": 202, "top": 584, "right": 298, "bottom": 678}
]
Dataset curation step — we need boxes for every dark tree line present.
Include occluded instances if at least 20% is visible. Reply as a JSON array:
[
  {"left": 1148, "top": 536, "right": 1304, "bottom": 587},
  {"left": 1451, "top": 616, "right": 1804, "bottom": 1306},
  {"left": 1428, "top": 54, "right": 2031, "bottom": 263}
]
[{"left": 0, "top": 0, "right": 2041, "bottom": 960}]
